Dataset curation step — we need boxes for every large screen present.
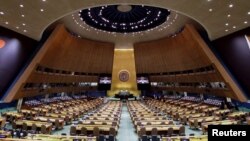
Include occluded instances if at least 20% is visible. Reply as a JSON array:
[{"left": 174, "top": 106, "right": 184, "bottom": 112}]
[
  {"left": 137, "top": 75, "right": 150, "bottom": 90},
  {"left": 137, "top": 76, "right": 149, "bottom": 84},
  {"left": 98, "top": 75, "right": 111, "bottom": 90},
  {"left": 99, "top": 76, "right": 111, "bottom": 84}
]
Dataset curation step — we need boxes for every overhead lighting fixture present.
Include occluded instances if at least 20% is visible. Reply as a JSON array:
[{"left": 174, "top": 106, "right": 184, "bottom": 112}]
[
  {"left": 227, "top": 14, "right": 231, "bottom": 17},
  {"left": 5, "top": 21, "right": 8, "bottom": 24},
  {"left": 16, "top": 26, "right": 19, "bottom": 29},
  {"left": 225, "top": 29, "right": 228, "bottom": 32},
  {"left": 225, "top": 23, "right": 229, "bottom": 26},
  {"left": 0, "top": 11, "right": 4, "bottom": 15},
  {"left": 23, "top": 30, "right": 27, "bottom": 32},
  {"left": 209, "top": 9, "right": 213, "bottom": 12},
  {"left": 244, "top": 21, "right": 248, "bottom": 24},
  {"left": 229, "top": 4, "right": 233, "bottom": 8},
  {"left": 40, "top": 9, "right": 44, "bottom": 12},
  {"left": 233, "top": 26, "right": 236, "bottom": 29},
  {"left": 42, "top": 0, "right": 46, "bottom": 1},
  {"left": 207, "top": 0, "right": 212, "bottom": 2},
  {"left": 248, "top": 12, "right": 250, "bottom": 15},
  {"left": 20, "top": 4, "right": 24, "bottom": 8},
  {"left": 21, "top": 14, "right": 25, "bottom": 17},
  {"left": 22, "top": 23, "right": 26, "bottom": 26}
]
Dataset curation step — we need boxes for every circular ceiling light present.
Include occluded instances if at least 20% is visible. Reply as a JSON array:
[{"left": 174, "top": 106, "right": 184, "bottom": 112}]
[
  {"left": 0, "top": 39, "right": 6, "bottom": 48},
  {"left": 78, "top": 5, "right": 170, "bottom": 33}
]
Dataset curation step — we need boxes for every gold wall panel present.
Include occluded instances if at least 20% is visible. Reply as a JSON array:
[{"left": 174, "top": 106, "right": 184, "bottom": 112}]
[{"left": 108, "top": 48, "right": 140, "bottom": 97}]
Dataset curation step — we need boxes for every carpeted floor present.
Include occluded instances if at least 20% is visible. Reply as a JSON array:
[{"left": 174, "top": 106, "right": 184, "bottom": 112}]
[{"left": 116, "top": 104, "right": 139, "bottom": 141}]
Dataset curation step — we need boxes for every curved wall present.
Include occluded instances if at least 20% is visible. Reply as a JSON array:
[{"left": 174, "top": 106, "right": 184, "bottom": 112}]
[
  {"left": 134, "top": 25, "right": 248, "bottom": 101},
  {"left": 3, "top": 25, "right": 114, "bottom": 101}
]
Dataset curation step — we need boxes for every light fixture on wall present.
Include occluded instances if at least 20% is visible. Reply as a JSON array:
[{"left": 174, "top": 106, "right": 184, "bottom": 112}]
[{"left": 0, "top": 39, "right": 6, "bottom": 48}]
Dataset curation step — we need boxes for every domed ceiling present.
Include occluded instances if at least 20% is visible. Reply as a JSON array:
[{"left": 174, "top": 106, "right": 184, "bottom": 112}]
[
  {"left": 79, "top": 5, "right": 170, "bottom": 33},
  {"left": 60, "top": 4, "right": 195, "bottom": 44},
  {"left": 0, "top": 0, "right": 249, "bottom": 42}
]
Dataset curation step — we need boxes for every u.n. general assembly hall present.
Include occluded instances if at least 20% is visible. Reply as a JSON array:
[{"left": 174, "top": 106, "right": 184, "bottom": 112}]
[{"left": 0, "top": 0, "right": 250, "bottom": 141}]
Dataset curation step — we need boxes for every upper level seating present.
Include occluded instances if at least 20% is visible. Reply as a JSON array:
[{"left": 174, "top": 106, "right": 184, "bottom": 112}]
[
  {"left": 181, "top": 96, "right": 201, "bottom": 103},
  {"left": 24, "top": 100, "right": 42, "bottom": 107},
  {"left": 203, "top": 98, "right": 222, "bottom": 106}
]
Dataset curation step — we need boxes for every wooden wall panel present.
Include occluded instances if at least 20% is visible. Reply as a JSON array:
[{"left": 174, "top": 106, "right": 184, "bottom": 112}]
[
  {"left": 135, "top": 24, "right": 247, "bottom": 101},
  {"left": 5, "top": 24, "right": 114, "bottom": 101},
  {"left": 39, "top": 27, "right": 114, "bottom": 73},
  {"left": 134, "top": 26, "right": 211, "bottom": 73},
  {"left": 26, "top": 72, "right": 98, "bottom": 83}
]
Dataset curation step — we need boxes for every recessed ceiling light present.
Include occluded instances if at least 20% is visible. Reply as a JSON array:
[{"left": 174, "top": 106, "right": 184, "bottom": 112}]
[
  {"left": 233, "top": 26, "right": 236, "bottom": 29},
  {"left": 20, "top": 4, "right": 24, "bottom": 8},
  {"left": 225, "top": 29, "right": 228, "bottom": 32},
  {"left": 207, "top": 0, "right": 212, "bottom": 2},
  {"left": 248, "top": 12, "right": 250, "bottom": 15},
  {"left": 0, "top": 11, "right": 4, "bottom": 15},
  {"left": 209, "top": 9, "right": 213, "bottom": 12},
  {"left": 42, "top": 0, "right": 46, "bottom": 1},
  {"left": 229, "top": 4, "right": 233, "bottom": 8},
  {"left": 23, "top": 30, "right": 27, "bottom": 32},
  {"left": 227, "top": 14, "right": 231, "bottom": 17},
  {"left": 16, "top": 26, "right": 19, "bottom": 29},
  {"left": 21, "top": 14, "right": 25, "bottom": 17},
  {"left": 5, "top": 21, "right": 8, "bottom": 24},
  {"left": 225, "top": 23, "right": 229, "bottom": 26},
  {"left": 22, "top": 23, "right": 26, "bottom": 26},
  {"left": 40, "top": 9, "right": 44, "bottom": 12},
  {"left": 244, "top": 21, "right": 248, "bottom": 24}
]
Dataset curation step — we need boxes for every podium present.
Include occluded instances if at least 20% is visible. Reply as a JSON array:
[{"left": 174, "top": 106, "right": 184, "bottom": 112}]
[{"left": 114, "top": 93, "right": 135, "bottom": 100}]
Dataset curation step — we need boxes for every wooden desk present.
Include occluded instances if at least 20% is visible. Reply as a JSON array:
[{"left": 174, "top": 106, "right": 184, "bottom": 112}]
[
  {"left": 2, "top": 112, "right": 23, "bottom": 122},
  {"left": 75, "top": 124, "right": 118, "bottom": 135},
  {"left": 179, "top": 113, "right": 206, "bottom": 123},
  {"left": 227, "top": 111, "right": 248, "bottom": 119},
  {"left": 201, "top": 120, "right": 238, "bottom": 133},
  {"left": 25, "top": 134, "right": 96, "bottom": 141},
  {"left": 132, "top": 116, "right": 165, "bottom": 121},
  {"left": 33, "top": 116, "right": 64, "bottom": 129},
  {"left": 81, "top": 120, "right": 117, "bottom": 125},
  {"left": 45, "top": 113, "right": 73, "bottom": 124},
  {"left": 89, "top": 114, "right": 119, "bottom": 118},
  {"left": 213, "top": 109, "right": 231, "bottom": 116},
  {"left": 137, "top": 125, "right": 182, "bottom": 135},
  {"left": 134, "top": 120, "right": 174, "bottom": 126},
  {"left": 132, "top": 114, "right": 163, "bottom": 118},
  {"left": 0, "top": 117, "right": 6, "bottom": 128},
  {"left": 86, "top": 117, "right": 119, "bottom": 121},
  {"left": 15, "top": 120, "right": 53, "bottom": 134},
  {"left": 162, "top": 135, "right": 208, "bottom": 141},
  {"left": 188, "top": 116, "right": 221, "bottom": 128},
  {"left": 20, "top": 109, "right": 37, "bottom": 116},
  {"left": 0, "top": 130, "right": 11, "bottom": 138},
  {"left": 247, "top": 117, "right": 250, "bottom": 125}
]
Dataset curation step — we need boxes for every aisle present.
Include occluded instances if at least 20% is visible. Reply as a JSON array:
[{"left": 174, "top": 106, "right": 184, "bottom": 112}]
[{"left": 116, "top": 103, "right": 138, "bottom": 141}]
